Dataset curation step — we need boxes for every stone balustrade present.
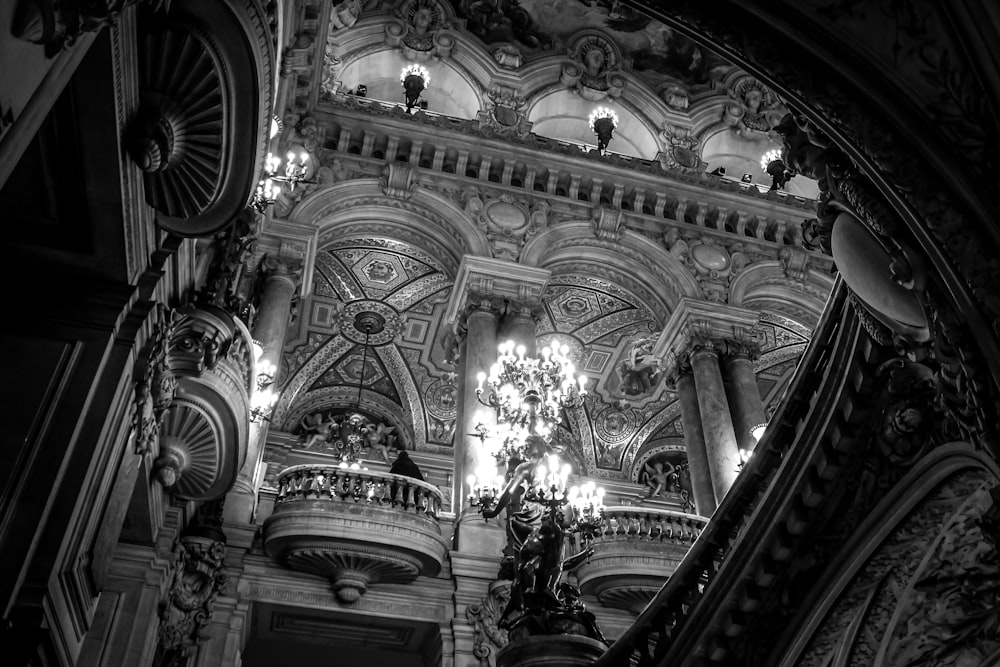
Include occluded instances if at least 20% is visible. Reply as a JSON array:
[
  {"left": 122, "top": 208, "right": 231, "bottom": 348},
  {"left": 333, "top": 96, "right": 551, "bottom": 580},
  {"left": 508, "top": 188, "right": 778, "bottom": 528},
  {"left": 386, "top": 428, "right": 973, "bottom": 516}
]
[
  {"left": 595, "top": 507, "right": 707, "bottom": 545},
  {"left": 274, "top": 464, "right": 443, "bottom": 517},
  {"left": 574, "top": 507, "right": 708, "bottom": 615},
  {"left": 264, "top": 465, "right": 448, "bottom": 602}
]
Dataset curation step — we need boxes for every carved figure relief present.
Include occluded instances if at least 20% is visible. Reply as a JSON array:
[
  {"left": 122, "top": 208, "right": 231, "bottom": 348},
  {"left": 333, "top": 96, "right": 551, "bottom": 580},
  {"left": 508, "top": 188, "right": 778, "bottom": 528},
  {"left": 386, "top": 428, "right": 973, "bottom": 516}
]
[
  {"left": 560, "top": 33, "right": 626, "bottom": 102},
  {"left": 297, "top": 411, "right": 398, "bottom": 462},
  {"left": 615, "top": 337, "right": 661, "bottom": 397},
  {"left": 720, "top": 75, "right": 786, "bottom": 139},
  {"left": 134, "top": 306, "right": 179, "bottom": 455},
  {"left": 384, "top": 0, "right": 455, "bottom": 60}
]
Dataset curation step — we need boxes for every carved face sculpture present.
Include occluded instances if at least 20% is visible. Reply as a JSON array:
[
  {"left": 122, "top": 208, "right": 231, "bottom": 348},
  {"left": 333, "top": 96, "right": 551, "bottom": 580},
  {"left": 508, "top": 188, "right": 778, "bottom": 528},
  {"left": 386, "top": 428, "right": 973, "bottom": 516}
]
[
  {"left": 413, "top": 8, "right": 432, "bottom": 34},
  {"left": 744, "top": 89, "right": 762, "bottom": 113},
  {"left": 584, "top": 47, "right": 606, "bottom": 76}
]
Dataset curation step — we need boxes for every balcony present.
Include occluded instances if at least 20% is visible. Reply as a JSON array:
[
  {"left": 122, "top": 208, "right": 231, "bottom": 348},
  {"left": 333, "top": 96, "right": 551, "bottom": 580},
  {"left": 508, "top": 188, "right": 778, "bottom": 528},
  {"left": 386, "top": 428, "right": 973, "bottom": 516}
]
[
  {"left": 263, "top": 465, "right": 448, "bottom": 602},
  {"left": 574, "top": 507, "right": 708, "bottom": 614}
]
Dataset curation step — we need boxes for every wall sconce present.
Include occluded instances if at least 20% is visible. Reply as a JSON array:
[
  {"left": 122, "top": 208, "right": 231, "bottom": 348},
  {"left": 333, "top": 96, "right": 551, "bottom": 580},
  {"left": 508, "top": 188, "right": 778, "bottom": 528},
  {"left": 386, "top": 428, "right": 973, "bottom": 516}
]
[
  {"left": 250, "top": 151, "right": 312, "bottom": 213},
  {"left": 588, "top": 107, "right": 619, "bottom": 153},
  {"left": 400, "top": 64, "right": 430, "bottom": 110},
  {"left": 249, "top": 342, "right": 278, "bottom": 423}
]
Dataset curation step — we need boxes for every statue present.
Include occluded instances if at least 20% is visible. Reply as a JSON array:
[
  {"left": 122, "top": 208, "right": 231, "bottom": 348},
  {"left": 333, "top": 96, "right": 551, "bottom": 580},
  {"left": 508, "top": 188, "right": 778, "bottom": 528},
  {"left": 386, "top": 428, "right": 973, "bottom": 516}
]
[
  {"left": 480, "top": 436, "right": 602, "bottom": 640},
  {"left": 363, "top": 422, "right": 396, "bottom": 463},
  {"left": 300, "top": 412, "right": 339, "bottom": 449},
  {"left": 641, "top": 460, "right": 676, "bottom": 498},
  {"left": 617, "top": 338, "right": 661, "bottom": 397}
]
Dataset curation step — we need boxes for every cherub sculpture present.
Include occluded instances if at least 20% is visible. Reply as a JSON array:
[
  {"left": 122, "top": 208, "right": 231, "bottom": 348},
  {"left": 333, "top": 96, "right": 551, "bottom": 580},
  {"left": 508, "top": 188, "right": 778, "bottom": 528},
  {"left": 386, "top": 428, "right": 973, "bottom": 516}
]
[
  {"left": 363, "top": 422, "right": 396, "bottom": 463},
  {"left": 300, "top": 412, "right": 338, "bottom": 449},
  {"left": 641, "top": 460, "right": 676, "bottom": 498}
]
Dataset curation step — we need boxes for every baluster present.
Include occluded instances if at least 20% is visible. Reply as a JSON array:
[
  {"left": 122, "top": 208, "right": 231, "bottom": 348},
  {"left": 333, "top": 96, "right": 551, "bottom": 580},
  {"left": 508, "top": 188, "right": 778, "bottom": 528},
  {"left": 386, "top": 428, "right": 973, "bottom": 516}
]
[
  {"left": 404, "top": 483, "right": 416, "bottom": 511},
  {"left": 333, "top": 468, "right": 348, "bottom": 500},
  {"left": 392, "top": 480, "right": 405, "bottom": 506},
  {"left": 414, "top": 488, "right": 427, "bottom": 514}
]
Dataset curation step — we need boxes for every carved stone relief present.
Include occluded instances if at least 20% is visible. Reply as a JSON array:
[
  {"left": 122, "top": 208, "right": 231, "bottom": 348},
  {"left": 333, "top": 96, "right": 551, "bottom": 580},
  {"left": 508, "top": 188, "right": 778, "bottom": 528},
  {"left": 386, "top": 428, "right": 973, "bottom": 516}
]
[{"left": 560, "top": 32, "right": 627, "bottom": 102}]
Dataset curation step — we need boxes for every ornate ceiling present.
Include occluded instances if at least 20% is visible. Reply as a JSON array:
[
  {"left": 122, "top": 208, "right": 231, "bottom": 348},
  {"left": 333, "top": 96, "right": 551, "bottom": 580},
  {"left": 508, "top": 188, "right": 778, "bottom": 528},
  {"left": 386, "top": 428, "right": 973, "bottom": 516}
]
[{"left": 263, "top": 0, "right": 835, "bottom": 481}]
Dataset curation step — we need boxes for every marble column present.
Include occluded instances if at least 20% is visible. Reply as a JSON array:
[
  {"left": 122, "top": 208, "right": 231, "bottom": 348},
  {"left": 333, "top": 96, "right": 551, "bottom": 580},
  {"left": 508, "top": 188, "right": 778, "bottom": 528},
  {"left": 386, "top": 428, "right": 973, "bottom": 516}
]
[
  {"left": 724, "top": 346, "right": 767, "bottom": 454},
  {"left": 675, "top": 370, "right": 716, "bottom": 516},
  {"left": 691, "top": 345, "right": 741, "bottom": 505},
  {"left": 455, "top": 302, "right": 499, "bottom": 515},
  {"left": 225, "top": 257, "right": 298, "bottom": 524}
]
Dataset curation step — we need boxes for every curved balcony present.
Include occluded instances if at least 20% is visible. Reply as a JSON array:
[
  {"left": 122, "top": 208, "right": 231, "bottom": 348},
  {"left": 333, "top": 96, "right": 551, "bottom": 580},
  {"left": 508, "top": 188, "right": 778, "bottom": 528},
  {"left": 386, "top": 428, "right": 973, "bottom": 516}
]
[
  {"left": 155, "top": 304, "right": 254, "bottom": 500},
  {"left": 263, "top": 465, "right": 448, "bottom": 602},
  {"left": 574, "top": 507, "right": 708, "bottom": 614}
]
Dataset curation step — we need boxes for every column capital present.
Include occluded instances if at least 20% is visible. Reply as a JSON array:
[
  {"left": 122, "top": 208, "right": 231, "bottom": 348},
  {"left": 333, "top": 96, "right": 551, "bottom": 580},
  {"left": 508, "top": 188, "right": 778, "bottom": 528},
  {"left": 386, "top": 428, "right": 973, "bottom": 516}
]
[
  {"left": 260, "top": 253, "right": 303, "bottom": 288},
  {"left": 444, "top": 255, "right": 551, "bottom": 327},
  {"left": 653, "top": 298, "right": 761, "bottom": 380}
]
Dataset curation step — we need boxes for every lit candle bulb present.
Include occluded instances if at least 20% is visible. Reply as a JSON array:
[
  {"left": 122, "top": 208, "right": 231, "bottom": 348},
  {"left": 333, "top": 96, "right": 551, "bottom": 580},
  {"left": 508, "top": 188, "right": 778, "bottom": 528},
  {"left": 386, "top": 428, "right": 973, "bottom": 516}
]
[{"left": 476, "top": 371, "right": 486, "bottom": 393}]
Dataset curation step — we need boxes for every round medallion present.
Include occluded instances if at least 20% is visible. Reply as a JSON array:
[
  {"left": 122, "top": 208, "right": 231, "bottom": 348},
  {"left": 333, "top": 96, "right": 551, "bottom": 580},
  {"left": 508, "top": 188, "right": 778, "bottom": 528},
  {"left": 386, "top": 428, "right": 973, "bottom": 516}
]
[
  {"left": 485, "top": 201, "right": 528, "bottom": 232},
  {"left": 691, "top": 243, "right": 731, "bottom": 271},
  {"left": 425, "top": 379, "right": 458, "bottom": 419},
  {"left": 494, "top": 105, "right": 518, "bottom": 127},
  {"left": 336, "top": 300, "right": 405, "bottom": 345},
  {"left": 594, "top": 407, "right": 635, "bottom": 445}
]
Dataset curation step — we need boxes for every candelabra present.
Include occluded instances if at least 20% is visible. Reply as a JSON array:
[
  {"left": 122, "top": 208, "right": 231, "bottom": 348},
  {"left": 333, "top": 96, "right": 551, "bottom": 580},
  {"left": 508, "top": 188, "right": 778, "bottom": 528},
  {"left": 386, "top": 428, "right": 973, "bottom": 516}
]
[
  {"left": 567, "top": 481, "right": 606, "bottom": 546},
  {"left": 250, "top": 150, "right": 312, "bottom": 213}
]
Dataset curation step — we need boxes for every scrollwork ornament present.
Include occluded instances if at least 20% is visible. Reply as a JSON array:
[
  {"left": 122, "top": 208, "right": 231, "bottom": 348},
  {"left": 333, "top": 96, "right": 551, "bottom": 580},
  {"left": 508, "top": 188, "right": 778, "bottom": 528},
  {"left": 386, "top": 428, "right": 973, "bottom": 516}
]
[
  {"left": 134, "top": 305, "right": 178, "bottom": 455},
  {"left": 156, "top": 533, "right": 227, "bottom": 664}
]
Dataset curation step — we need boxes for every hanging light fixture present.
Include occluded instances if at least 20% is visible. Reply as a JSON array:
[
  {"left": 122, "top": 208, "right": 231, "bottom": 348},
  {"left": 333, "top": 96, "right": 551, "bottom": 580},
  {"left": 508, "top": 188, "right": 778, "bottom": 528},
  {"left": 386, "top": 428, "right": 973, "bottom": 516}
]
[
  {"left": 588, "top": 107, "right": 619, "bottom": 153},
  {"left": 250, "top": 150, "right": 312, "bottom": 213},
  {"left": 760, "top": 148, "right": 791, "bottom": 191},
  {"left": 249, "top": 340, "right": 277, "bottom": 423},
  {"left": 400, "top": 64, "right": 430, "bottom": 111}
]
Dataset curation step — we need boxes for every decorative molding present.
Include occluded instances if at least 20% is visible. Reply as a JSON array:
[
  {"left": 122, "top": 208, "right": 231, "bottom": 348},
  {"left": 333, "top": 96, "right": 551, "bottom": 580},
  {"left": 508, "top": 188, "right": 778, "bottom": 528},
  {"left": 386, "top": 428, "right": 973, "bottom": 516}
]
[{"left": 444, "top": 256, "right": 551, "bottom": 327}]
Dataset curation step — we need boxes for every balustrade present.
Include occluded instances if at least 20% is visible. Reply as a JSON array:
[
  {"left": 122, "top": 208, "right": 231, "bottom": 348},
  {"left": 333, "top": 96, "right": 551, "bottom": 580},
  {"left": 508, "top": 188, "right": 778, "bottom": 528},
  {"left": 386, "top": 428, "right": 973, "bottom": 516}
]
[
  {"left": 274, "top": 464, "right": 442, "bottom": 517},
  {"left": 264, "top": 464, "right": 448, "bottom": 602},
  {"left": 595, "top": 507, "right": 707, "bottom": 545}
]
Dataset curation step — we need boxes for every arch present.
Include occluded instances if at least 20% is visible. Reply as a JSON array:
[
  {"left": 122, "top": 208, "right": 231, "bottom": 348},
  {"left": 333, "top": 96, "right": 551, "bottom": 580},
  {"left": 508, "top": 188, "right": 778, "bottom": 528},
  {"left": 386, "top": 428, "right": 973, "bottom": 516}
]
[
  {"left": 527, "top": 87, "right": 660, "bottom": 160},
  {"left": 290, "top": 179, "right": 492, "bottom": 274},
  {"left": 523, "top": 222, "right": 702, "bottom": 317},
  {"left": 336, "top": 46, "right": 482, "bottom": 119},
  {"left": 729, "top": 261, "right": 832, "bottom": 328}
]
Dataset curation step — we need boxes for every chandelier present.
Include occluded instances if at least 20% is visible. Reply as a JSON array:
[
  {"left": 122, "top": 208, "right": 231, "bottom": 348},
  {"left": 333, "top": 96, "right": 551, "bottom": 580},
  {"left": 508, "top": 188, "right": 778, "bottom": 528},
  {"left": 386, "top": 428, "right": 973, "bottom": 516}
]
[
  {"left": 250, "top": 150, "right": 312, "bottom": 213},
  {"left": 588, "top": 107, "right": 619, "bottom": 153},
  {"left": 249, "top": 340, "right": 277, "bottom": 423},
  {"left": 400, "top": 64, "right": 430, "bottom": 110},
  {"left": 567, "top": 481, "right": 606, "bottom": 545},
  {"left": 760, "top": 148, "right": 782, "bottom": 170},
  {"left": 474, "top": 340, "right": 587, "bottom": 463}
]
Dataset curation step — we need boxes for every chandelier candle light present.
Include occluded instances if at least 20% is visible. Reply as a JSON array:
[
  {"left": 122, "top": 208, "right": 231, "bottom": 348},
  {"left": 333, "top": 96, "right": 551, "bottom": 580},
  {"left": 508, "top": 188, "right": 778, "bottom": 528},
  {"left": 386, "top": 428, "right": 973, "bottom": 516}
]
[
  {"left": 249, "top": 340, "right": 278, "bottom": 423},
  {"left": 250, "top": 150, "right": 311, "bottom": 213},
  {"left": 400, "top": 63, "right": 430, "bottom": 110},
  {"left": 588, "top": 106, "right": 619, "bottom": 153}
]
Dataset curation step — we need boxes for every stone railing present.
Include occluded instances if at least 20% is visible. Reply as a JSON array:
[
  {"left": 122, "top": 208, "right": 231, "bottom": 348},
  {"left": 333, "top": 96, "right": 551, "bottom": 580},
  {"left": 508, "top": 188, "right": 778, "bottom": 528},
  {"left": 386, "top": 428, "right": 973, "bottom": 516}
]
[
  {"left": 593, "top": 280, "right": 872, "bottom": 665},
  {"left": 596, "top": 507, "right": 708, "bottom": 545},
  {"left": 574, "top": 507, "right": 708, "bottom": 615},
  {"left": 264, "top": 465, "right": 448, "bottom": 602},
  {"left": 274, "top": 464, "right": 443, "bottom": 517}
]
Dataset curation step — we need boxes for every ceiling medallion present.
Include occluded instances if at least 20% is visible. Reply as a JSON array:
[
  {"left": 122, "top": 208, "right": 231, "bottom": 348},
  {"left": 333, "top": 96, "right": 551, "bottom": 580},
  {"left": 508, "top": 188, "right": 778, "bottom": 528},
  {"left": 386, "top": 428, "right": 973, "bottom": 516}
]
[{"left": 336, "top": 300, "right": 404, "bottom": 345}]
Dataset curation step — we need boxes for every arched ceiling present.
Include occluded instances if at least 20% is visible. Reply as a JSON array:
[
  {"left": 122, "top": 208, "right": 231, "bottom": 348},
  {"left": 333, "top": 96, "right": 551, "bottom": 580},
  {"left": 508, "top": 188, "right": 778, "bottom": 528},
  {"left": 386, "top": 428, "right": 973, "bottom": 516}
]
[{"left": 262, "top": 0, "right": 835, "bottom": 481}]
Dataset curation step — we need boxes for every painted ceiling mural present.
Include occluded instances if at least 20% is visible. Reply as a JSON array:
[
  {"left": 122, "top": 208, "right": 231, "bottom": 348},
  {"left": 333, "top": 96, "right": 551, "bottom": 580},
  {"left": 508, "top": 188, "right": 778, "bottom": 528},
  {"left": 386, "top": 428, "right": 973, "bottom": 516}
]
[{"left": 277, "top": 237, "right": 457, "bottom": 454}]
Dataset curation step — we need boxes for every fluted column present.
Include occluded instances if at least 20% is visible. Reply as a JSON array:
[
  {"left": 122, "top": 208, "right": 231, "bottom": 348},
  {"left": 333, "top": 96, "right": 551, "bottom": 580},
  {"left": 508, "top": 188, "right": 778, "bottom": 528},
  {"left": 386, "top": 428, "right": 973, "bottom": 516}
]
[
  {"left": 225, "top": 256, "right": 298, "bottom": 524},
  {"left": 691, "top": 345, "right": 741, "bottom": 505},
  {"left": 674, "top": 370, "right": 716, "bottom": 516},
  {"left": 455, "top": 300, "right": 499, "bottom": 514},
  {"left": 724, "top": 343, "right": 767, "bottom": 454}
]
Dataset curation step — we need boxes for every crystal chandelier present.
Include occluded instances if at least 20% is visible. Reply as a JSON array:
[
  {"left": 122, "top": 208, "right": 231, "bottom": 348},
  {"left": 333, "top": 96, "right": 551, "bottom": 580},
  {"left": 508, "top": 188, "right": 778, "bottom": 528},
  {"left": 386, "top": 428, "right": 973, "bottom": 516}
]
[
  {"left": 760, "top": 148, "right": 782, "bottom": 170},
  {"left": 474, "top": 340, "right": 587, "bottom": 463},
  {"left": 588, "top": 107, "right": 619, "bottom": 153},
  {"left": 250, "top": 150, "right": 312, "bottom": 213}
]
